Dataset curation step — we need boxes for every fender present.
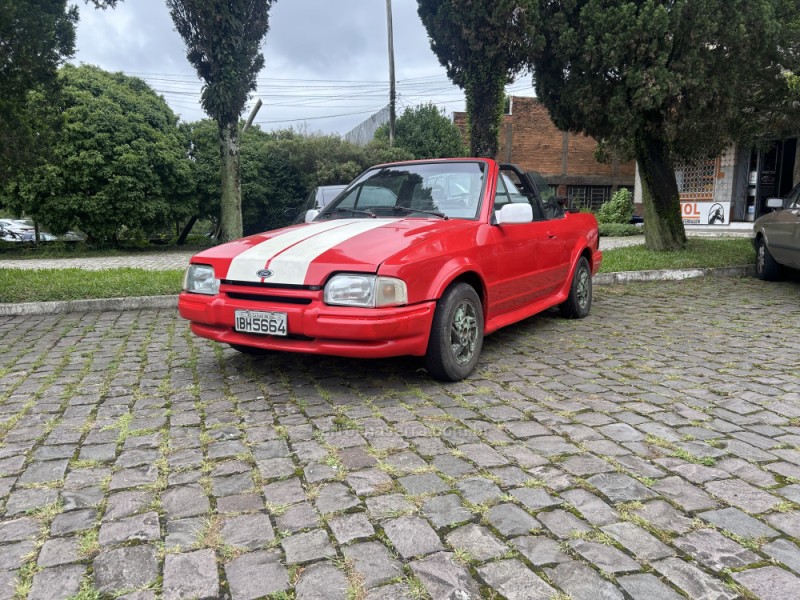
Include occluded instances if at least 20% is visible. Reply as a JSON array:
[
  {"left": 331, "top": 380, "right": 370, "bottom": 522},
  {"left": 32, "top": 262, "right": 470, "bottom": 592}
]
[
  {"left": 425, "top": 257, "right": 489, "bottom": 305},
  {"left": 555, "top": 242, "right": 598, "bottom": 301}
]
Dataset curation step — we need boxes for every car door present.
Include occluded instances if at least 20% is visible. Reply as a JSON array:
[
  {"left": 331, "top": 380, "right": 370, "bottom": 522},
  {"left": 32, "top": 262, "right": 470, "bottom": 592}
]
[
  {"left": 782, "top": 187, "right": 800, "bottom": 267},
  {"left": 766, "top": 184, "right": 800, "bottom": 266},
  {"left": 486, "top": 173, "right": 554, "bottom": 317}
]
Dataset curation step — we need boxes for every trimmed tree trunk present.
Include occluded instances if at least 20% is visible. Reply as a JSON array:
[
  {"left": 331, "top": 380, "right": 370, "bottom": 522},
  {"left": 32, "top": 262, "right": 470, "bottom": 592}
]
[
  {"left": 218, "top": 120, "right": 243, "bottom": 243},
  {"left": 465, "top": 72, "right": 505, "bottom": 158},
  {"left": 635, "top": 135, "right": 687, "bottom": 251},
  {"left": 176, "top": 215, "right": 198, "bottom": 245}
]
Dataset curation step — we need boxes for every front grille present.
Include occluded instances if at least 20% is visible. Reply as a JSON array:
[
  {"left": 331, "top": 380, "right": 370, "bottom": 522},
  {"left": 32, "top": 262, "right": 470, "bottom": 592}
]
[
  {"left": 221, "top": 279, "right": 316, "bottom": 290},
  {"left": 226, "top": 292, "right": 312, "bottom": 305}
]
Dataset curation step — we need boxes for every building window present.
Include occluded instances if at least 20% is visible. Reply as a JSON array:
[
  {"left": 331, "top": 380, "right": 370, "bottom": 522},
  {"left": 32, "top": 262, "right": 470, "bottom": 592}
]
[
  {"left": 675, "top": 159, "right": 716, "bottom": 201},
  {"left": 567, "top": 185, "right": 612, "bottom": 211}
]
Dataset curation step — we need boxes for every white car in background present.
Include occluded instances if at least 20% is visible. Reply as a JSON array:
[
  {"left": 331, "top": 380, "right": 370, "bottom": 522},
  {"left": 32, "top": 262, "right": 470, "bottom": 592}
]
[
  {"left": 0, "top": 219, "right": 34, "bottom": 241},
  {"left": 293, "top": 185, "right": 347, "bottom": 223}
]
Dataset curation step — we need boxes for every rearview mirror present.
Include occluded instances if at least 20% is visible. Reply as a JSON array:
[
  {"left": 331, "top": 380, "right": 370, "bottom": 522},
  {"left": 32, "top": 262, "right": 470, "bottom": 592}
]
[
  {"left": 495, "top": 203, "right": 533, "bottom": 225},
  {"left": 766, "top": 198, "right": 784, "bottom": 209}
]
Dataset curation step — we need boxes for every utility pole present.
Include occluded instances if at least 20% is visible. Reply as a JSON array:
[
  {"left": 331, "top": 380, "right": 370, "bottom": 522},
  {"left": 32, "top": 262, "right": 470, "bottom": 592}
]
[
  {"left": 242, "top": 99, "right": 262, "bottom": 134},
  {"left": 386, "top": 0, "right": 396, "bottom": 147}
]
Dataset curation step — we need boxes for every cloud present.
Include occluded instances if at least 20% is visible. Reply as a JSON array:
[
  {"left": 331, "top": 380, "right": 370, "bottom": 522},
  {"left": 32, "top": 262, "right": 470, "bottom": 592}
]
[{"left": 69, "top": 0, "right": 535, "bottom": 134}]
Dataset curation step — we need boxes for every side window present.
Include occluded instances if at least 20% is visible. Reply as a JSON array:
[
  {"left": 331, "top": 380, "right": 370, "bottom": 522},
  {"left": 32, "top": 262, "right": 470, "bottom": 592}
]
[
  {"left": 333, "top": 186, "right": 396, "bottom": 210},
  {"left": 495, "top": 176, "right": 511, "bottom": 209},
  {"left": 498, "top": 172, "right": 545, "bottom": 220},
  {"left": 335, "top": 188, "right": 358, "bottom": 210},
  {"left": 357, "top": 186, "right": 397, "bottom": 208},
  {"left": 541, "top": 195, "right": 565, "bottom": 220}
]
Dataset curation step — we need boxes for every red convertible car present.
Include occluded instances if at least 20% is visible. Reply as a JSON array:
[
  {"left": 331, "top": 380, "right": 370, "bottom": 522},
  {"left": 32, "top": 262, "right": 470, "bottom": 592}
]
[{"left": 179, "top": 159, "right": 601, "bottom": 381}]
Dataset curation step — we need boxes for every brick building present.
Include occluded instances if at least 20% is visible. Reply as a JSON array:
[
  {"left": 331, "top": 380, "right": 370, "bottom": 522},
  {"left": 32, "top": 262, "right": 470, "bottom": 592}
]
[{"left": 453, "top": 96, "right": 636, "bottom": 210}]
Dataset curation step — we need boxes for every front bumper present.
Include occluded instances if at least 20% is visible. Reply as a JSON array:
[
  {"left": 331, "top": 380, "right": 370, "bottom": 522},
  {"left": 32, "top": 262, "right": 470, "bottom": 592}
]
[{"left": 178, "top": 286, "right": 436, "bottom": 358}]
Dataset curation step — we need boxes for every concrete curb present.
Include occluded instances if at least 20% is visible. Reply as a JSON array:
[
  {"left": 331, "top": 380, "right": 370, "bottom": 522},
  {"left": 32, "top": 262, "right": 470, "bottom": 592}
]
[
  {"left": 594, "top": 264, "right": 755, "bottom": 286},
  {"left": 0, "top": 295, "right": 179, "bottom": 316},
  {"left": 0, "top": 265, "right": 756, "bottom": 316}
]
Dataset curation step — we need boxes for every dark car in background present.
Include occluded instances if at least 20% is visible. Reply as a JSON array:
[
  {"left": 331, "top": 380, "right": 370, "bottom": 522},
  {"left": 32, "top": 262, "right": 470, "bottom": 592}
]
[{"left": 753, "top": 183, "right": 800, "bottom": 279}]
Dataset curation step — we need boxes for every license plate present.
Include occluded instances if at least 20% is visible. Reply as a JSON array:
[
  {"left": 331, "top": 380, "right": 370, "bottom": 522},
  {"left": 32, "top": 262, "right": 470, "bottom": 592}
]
[{"left": 234, "top": 310, "right": 288, "bottom": 336}]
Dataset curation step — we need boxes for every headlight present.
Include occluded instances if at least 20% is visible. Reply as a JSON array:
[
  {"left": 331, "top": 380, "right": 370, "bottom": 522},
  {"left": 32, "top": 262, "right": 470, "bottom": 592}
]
[
  {"left": 324, "top": 274, "right": 407, "bottom": 307},
  {"left": 184, "top": 264, "right": 220, "bottom": 295}
]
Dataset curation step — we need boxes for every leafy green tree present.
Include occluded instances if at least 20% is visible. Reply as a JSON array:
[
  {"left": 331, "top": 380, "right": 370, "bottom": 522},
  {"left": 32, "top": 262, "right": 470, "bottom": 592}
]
[
  {"left": 185, "top": 124, "right": 414, "bottom": 235},
  {"left": 374, "top": 103, "right": 467, "bottom": 159},
  {"left": 0, "top": 0, "right": 77, "bottom": 184},
  {"left": 530, "top": 0, "right": 793, "bottom": 250},
  {"left": 1, "top": 65, "right": 194, "bottom": 245},
  {"left": 417, "top": 0, "right": 534, "bottom": 158},
  {"left": 167, "top": 0, "right": 276, "bottom": 243}
]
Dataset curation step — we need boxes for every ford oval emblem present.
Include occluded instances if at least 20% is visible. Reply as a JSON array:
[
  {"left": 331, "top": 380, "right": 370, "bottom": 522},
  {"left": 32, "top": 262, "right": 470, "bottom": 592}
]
[{"left": 257, "top": 269, "right": 273, "bottom": 278}]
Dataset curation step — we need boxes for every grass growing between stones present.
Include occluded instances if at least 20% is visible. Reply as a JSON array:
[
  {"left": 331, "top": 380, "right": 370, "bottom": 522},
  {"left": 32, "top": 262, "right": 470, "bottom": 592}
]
[{"left": 599, "top": 238, "right": 754, "bottom": 273}]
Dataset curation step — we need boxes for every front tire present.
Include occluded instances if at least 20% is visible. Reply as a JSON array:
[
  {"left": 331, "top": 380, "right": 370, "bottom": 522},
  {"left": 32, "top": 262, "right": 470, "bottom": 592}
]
[
  {"left": 560, "top": 257, "right": 593, "bottom": 319},
  {"left": 425, "top": 283, "right": 484, "bottom": 382},
  {"left": 755, "top": 236, "right": 781, "bottom": 281}
]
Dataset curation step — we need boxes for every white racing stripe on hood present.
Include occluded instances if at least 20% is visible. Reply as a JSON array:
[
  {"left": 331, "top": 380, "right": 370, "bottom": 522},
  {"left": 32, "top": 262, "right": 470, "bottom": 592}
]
[{"left": 227, "top": 219, "right": 399, "bottom": 285}]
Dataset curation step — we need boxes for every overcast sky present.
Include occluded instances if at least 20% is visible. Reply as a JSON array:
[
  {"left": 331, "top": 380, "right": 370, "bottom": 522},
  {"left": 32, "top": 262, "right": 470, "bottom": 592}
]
[{"left": 72, "top": 0, "right": 535, "bottom": 135}]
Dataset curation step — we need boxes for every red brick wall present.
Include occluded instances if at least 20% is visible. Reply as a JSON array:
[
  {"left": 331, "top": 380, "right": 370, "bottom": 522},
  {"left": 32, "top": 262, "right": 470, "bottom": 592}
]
[{"left": 453, "top": 97, "right": 635, "bottom": 187}]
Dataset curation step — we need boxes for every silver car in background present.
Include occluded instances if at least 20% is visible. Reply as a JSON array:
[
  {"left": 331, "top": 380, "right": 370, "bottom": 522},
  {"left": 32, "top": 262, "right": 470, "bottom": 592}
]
[{"left": 753, "top": 183, "right": 800, "bottom": 280}]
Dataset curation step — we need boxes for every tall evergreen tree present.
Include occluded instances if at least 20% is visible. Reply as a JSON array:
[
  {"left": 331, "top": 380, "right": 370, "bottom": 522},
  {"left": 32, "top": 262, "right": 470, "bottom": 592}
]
[
  {"left": 417, "top": 0, "right": 534, "bottom": 158},
  {"left": 530, "top": 0, "right": 793, "bottom": 250},
  {"left": 167, "top": 0, "right": 276, "bottom": 242}
]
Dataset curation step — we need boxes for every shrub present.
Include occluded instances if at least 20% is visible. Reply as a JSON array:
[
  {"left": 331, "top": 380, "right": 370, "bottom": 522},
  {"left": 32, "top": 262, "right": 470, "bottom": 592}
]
[
  {"left": 599, "top": 223, "right": 643, "bottom": 237},
  {"left": 596, "top": 188, "right": 634, "bottom": 224}
]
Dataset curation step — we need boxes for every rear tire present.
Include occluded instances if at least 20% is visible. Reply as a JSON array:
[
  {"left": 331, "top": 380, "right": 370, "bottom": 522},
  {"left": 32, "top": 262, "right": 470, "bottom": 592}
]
[
  {"left": 425, "top": 283, "right": 484, "bottom": 382},
  {"left": 755, "top": 236, "right": 781, "bottom": 281},
  {"left": 559, "top": 257, "right": 593, "bottom": 319}
]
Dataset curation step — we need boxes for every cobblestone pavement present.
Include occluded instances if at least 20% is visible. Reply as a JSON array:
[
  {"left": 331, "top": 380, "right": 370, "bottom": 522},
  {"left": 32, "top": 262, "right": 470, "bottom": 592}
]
[{"left": 1, "top": 277, "right": 799, "bottom": 600}]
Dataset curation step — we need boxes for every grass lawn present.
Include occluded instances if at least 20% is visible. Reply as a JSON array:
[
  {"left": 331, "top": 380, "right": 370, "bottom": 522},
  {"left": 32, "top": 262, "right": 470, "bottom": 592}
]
[
  {"left": 0, "top": 268, "right": 184, "bottom": 303},
  {"left": 0, "top": 238, "right": 755, "bottom": 303},
  {"left": 599, "top": 238, "right": 754, "bottom": 273}
]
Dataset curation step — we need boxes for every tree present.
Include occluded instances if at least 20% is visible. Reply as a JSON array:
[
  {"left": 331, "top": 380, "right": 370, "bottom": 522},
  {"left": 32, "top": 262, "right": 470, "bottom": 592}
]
[
  {"left": 374, "top": 103, "right": 467, "bottom": 159},
  {"left": 0, "top": 0, "right": 77, "bottom": 184},
  {"left": 185, "top": 124, "right": 413, "bottom": 236},
  {"left": 417, "top": 1, "right": 534, "bottom": 158},
  {"left": 167, "top": 0, "right": 276, "bottom": 243},
  {"left": 1, "top": 65, "right": 194, "bottom": 245},
  {"left": 530, "top": 0, "right": 792, "bottom": 250}
]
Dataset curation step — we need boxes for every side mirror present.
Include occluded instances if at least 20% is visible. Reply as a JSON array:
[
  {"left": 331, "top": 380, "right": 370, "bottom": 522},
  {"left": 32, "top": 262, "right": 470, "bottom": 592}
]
[
  {"left": 305, "top": 209, "right": 320, "bottom": 223},
  {"left": 766, "top": 198, "right": 784, "bottom": 210},
  {"left": 495, "top": 203, "right": 533, "bottom": 225}
]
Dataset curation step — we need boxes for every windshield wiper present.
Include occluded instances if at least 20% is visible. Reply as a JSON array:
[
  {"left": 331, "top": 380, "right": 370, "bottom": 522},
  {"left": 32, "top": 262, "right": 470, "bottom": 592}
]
[
  {"left": 391, "top": 206, "right": 448, "bottom": 220},
  {"left": 326, "top": 207, "right": 377, "bottom": 218}
]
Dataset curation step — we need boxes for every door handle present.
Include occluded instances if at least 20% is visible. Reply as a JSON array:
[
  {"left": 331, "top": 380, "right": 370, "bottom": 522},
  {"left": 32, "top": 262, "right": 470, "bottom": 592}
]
[{"left": 546, "top": 231, "right": 558, "bottom": 239}]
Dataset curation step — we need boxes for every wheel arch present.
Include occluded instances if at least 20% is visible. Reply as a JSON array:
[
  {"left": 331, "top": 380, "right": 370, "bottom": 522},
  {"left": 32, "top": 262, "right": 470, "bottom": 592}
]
[
  {"left": 428, "top": 268, "right": 488, "bottom": 327},
  {"left": 580, "top": 246, "right": 594, "bottom": 270}
]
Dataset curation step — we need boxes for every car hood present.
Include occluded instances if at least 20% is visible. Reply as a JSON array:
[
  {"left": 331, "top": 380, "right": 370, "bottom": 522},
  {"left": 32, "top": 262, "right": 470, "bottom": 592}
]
[{"left": 192, "top": 218, "right": 477, "bottom": 286}]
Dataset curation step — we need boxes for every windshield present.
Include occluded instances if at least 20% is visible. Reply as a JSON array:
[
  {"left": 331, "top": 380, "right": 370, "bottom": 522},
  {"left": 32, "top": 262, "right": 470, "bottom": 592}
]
[{"left": 319, "top": 161, "right": 486, "bottom": 220}]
